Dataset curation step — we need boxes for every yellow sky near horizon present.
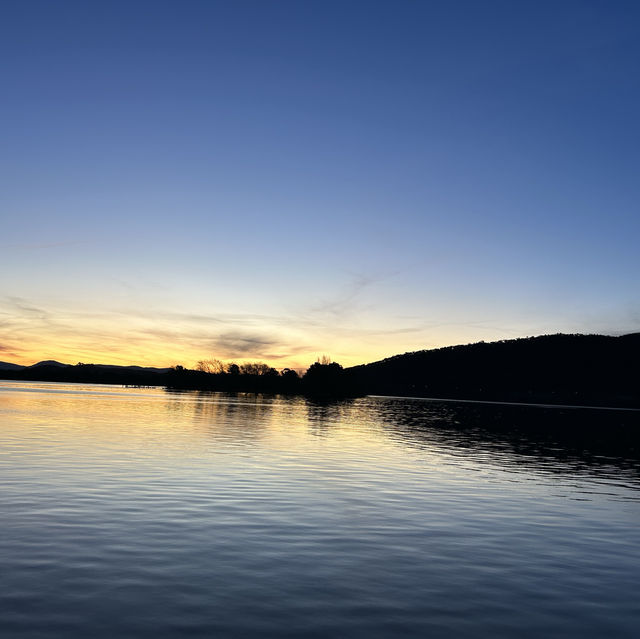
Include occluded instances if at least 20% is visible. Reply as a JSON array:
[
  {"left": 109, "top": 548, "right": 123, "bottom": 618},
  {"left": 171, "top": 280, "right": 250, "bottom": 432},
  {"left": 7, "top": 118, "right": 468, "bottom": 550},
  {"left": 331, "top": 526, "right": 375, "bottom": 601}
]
[
  {"left": 1, "top": 293, "right": 541, "bottom": 371},
  {"left": 0, "top": 296, "right": 433, "bottom": 370}
]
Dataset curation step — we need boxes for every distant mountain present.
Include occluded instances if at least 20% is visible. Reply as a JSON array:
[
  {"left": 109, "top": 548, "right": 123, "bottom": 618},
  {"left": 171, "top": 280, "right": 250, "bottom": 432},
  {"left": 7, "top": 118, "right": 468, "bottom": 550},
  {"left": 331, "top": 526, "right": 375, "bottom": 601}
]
[
  {"left": 0, "top": 360, "right": 172, "bottom": 385},
  {"left": 347, "top": 333, "right": 640, "bottom": 408},
  {"left": 4, "top": 360, "right": 171, "bottom": 373},
  {"left": 30, "top": 360, "right": 69, "bottom": 368},
  {"left": 0, "top": 361, "right": 25, "bottom": 371}
]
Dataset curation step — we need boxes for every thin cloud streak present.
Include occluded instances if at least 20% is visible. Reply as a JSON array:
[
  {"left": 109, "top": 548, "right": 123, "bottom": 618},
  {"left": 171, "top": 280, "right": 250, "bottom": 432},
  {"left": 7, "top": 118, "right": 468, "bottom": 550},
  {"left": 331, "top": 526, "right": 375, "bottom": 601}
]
[{"left": 5, "top": 296, "right": 50, "bottom": 318}]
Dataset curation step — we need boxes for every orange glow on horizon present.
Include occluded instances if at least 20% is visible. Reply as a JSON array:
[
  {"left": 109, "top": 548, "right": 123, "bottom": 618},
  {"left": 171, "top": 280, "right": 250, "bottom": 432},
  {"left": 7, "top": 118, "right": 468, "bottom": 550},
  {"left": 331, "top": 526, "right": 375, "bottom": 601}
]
[{"left": 8, "top": 336, "right": 416, "bottom": 371}]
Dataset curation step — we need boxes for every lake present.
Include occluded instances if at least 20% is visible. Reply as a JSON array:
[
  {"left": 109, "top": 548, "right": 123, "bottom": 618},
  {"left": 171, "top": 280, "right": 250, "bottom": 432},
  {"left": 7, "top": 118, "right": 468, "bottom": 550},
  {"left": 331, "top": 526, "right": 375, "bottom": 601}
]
[{"left": 1, "top": 381, "right": 639, "bottom": 638}]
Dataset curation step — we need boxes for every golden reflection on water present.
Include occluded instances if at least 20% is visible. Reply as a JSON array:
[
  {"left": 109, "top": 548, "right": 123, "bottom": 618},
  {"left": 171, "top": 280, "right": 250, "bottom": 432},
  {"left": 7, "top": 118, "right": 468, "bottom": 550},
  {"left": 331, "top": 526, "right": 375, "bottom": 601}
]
[
  {"left": 3, "top": 380, "right": 638, "bottom": 496},
  {"left": 0, "top": 391, "right": 636, "bottom": 533},
  {"left": 0, "top": 382, "right": 424, "bottom": 482}
]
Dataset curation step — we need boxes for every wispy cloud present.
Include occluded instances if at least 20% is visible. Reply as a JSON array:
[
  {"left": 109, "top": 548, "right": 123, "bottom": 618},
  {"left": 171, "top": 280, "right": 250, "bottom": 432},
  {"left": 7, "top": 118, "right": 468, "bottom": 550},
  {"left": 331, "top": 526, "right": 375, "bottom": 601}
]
[
  {"left": 5, "top": 296, "right": 50, "bottom": 318},
  {"left": 308, "top": 271, "right": 394, "bottom": 319},
  {"left": 211, "top": 331, "right": 280, "bottom": 358},
  {"left": 0, "top": 343, "right": 20, "bottom": 358}
]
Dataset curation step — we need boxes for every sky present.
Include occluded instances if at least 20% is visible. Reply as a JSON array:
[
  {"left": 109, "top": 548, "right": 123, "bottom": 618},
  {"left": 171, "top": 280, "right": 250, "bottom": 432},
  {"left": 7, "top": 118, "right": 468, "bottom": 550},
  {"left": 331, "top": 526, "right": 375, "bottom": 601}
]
[{"left": 2, "top": 0, "right": 639, "bottom": 369}]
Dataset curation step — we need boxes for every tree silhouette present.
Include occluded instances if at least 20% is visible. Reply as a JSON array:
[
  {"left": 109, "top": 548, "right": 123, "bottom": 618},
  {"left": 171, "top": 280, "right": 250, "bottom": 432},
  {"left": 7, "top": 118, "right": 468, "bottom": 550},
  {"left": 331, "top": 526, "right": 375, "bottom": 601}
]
[
  {"left": 303, "top": 361, "right": 347, "bottom": 396},
  {"left": 196, "top": 358, "right": 225, "bottom": 374}
]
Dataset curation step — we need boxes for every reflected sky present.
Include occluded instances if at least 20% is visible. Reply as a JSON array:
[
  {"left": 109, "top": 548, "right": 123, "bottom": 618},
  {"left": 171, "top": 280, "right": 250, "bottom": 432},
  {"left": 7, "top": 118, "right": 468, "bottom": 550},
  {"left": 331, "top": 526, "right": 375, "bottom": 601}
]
[
  {"left": 2, "top": 381, "right": 639, "bottom": 494},
  {"left": 2, "top": 381, "right": 640, "bottom": 638}
]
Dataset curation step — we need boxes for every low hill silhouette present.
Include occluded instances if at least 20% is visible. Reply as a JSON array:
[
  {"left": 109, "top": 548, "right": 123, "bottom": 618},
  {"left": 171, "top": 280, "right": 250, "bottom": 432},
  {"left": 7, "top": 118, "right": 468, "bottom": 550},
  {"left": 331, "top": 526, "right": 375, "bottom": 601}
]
[
  {"left": 0, "top": 361, "right": 25, "bottom": 371},
  {"left": 346, "top": 333, "right": 640, "bottom": 408},
  {"left": 0, "top": 361, "right": 171, "bottom": 386}
]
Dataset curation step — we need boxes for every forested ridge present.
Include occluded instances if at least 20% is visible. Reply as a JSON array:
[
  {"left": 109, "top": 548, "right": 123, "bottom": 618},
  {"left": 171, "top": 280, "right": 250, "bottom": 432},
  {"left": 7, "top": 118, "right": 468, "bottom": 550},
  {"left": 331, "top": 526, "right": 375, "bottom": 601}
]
[{"left": 346, "top": 333, "right": 640, "bottom": 407}]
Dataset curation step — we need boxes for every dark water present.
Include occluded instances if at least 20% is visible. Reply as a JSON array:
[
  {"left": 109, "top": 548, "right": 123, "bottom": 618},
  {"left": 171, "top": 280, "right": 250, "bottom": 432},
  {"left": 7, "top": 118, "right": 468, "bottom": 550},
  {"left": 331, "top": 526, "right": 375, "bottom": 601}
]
[{"left": 1, "top": 381, "right": 639, "bottom": 638}]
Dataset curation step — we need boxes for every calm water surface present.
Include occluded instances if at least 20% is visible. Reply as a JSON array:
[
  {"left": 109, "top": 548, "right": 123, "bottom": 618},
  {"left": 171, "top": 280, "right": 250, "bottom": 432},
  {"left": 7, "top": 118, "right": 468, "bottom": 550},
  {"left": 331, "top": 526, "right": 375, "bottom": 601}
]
[{"left": 1, "top": 381, "right": 639, "bottom": 638}]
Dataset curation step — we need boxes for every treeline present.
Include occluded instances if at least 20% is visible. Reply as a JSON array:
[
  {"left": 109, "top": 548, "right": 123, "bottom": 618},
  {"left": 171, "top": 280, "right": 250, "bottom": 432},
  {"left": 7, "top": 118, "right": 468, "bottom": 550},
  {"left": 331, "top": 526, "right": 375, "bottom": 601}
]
[
  {"left": 169, "top": 359, "right": 360, "bottom": 397},
  {"left": 0, "top": 359, "right": 361, "bottom": 397},
  {"left": 345, "top": 333, "right": 640, "bottom": 408}
]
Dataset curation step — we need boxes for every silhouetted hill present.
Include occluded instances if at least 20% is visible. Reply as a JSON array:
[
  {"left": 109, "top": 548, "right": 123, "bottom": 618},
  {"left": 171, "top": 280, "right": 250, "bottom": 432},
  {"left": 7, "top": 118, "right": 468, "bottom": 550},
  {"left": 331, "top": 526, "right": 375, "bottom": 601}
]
[
  {"left": 0, "top": 361, "right": 25, "bottom": 371},
  {"left": 30, "top": 360, "right": 67, "bottom": 368},
  {"left": 347, "top": 333, "right": 640, "bottom": 408},
  {"left": 0, "top": 361, "right": 172, "bottom": 386}
]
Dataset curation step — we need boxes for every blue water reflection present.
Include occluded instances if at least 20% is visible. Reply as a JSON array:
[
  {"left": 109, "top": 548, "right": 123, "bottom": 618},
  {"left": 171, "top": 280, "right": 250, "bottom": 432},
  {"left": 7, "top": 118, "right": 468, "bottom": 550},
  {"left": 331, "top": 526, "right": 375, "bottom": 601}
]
[{"left": 1, "top": 382, "right": 639, "bottom": 638}]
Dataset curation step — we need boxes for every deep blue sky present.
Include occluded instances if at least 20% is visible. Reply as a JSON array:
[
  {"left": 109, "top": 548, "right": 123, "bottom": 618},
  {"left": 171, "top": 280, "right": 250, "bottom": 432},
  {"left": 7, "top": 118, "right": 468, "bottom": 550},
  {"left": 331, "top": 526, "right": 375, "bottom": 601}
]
[{"left": 2, "top": 0, "right": 639, "bottom": 367}]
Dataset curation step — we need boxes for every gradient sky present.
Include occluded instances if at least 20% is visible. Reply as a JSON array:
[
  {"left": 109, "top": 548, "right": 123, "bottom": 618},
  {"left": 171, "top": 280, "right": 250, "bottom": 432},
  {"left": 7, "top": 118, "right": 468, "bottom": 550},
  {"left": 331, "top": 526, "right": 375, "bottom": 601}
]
[{"left": 2, "top": 0, "right": 639, "bottom": 369}]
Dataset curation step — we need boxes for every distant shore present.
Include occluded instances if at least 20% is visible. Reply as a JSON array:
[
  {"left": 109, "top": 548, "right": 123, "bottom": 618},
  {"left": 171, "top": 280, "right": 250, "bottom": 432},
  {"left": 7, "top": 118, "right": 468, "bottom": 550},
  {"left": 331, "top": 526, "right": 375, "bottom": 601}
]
[{"left": 2, "top": 332, "right": 638, "bottom": 408}]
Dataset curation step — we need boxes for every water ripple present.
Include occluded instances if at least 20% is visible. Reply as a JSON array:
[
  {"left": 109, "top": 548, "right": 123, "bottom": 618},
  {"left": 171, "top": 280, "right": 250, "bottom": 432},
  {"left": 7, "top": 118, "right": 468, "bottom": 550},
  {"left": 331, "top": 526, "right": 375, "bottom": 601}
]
[{"left": 1, "top": 382, "right": 639, "bottom": 638}]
